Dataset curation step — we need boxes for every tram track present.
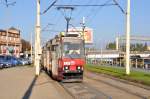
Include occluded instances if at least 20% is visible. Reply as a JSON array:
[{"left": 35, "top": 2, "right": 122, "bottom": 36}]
[
  {"left": 43, "top": 69, "right": 150, "bottom": 99},
  {"left": 84, "top": 71, "right": 150, "bottom": 99},
  {"left": 85, "top": 76, "right": 146, "bottom": 99},
  {"left": 60, "top": 81, "right": 112, "bottom": 99}
]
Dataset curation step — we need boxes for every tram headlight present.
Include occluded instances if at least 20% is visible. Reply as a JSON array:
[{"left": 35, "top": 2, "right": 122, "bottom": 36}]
[
  {"left": 77, "top": 66, "right": 81, "bottom": 70},
  {"left": 64, "top": 66, "right": 69, "bottom": 70}
]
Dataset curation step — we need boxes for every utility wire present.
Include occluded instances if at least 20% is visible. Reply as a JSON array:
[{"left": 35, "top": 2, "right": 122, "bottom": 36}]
[
  {"left": 41, "top": 0, "right": 58, "bottom": 15},
  {"left": 4, "top": 0, "right": 16, "bottom": 7},
  {"left": 69, "top": 23, "right": 83, "bottom": 34},
  {"left": 74, "top": 0, "right": 92, "bottom": 19},
  {"left": 113, "top": 0, "right": 126, "bottom": 14},
  {"left": 86, "top": 0, "right": 112, "bottom": 21},
  {"left": 53, "top": 4, "right": 117, "bottom": 7},
  {"left": 54, "top": 0, "right": 116, "bottom": 25},
  {"left": 41, "top": 23, "right": 54, "bottom": 32},
  {"left": 86, "top": 0, "right": 100, "bottom": 17}
]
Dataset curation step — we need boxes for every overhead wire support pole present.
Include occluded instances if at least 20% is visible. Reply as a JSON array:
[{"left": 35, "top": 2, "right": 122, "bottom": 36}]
[
  {"left": 35, "top": 0, "right": 41, "bottom": 76},
  {"left": 81, "top": 17, "right": 86, "bottom": 63},
  {"left": 30, "top": 32, "right": 33, "bottom": 63},
  {"left": 126, "top": 0, "right": 131, "bottom": 75},
  {"left": 112, "top": 0, "right": 130, "bottom": 75},
  {"left": 116, "top": 37, "right": 119, "bottom": 51}
]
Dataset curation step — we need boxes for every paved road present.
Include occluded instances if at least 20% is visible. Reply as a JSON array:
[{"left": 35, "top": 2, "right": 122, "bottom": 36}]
[
  {"left": 1, "top": 66, "right": 150, "bottom": 99},
  {"left": 0, "top": 66, "right": 72, "bottom": 99}
]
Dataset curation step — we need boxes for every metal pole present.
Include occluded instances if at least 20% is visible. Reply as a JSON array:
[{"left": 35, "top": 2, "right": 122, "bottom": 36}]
[
  {"left": 35, "top": 0, "right": 41, "bottom": 76},
  {"left": 100, "top": 40, "right": 103, "bottom": 65},
  {"left": 135, "top": 59, "right": 137, "bottom": 68},
  {"left": 30, "top": 32, "right": 33, "bottom": 63},
  {"left": 126, "top": 0, "right": 130, "bottom": 75},
  {"left": 116, "top": 37, "right": 119, "bottom": 51},
  {"left": 66, "top": 18, "right": 69, "bottom": 34},
  {"left": 6, "top": 29, "right": 9, "bottom": 55},
  {"left": 34, "top": 27, "right": 37, "bottom": 66},
  {"left": 82, "top": 17, "right": 86, "bottom": 63}
]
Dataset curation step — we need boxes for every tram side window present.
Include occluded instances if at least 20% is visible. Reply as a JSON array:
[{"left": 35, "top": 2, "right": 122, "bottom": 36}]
[
  {"left": 51, "top": 45, "right": 55, "bottom": 51},
  {"left": 56, "top": 45, "right": 61, "bottom": 58}
]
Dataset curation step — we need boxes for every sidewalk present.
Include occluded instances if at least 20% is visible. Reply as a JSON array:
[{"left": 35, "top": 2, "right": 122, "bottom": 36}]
[{"left": 0, "top": 66, "right": 72, "bottom": 99}]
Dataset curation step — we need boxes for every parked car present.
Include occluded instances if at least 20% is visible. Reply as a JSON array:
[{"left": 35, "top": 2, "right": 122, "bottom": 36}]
[
  {"left": 25, "top": 58, "right": 32, "bottom": 65},
  {"left": 7, "top": 55, "right": 22, "bottom": 66},
  {"left": 0, "top": 60, "right": 12, "bottom": 68},
  {"left": 28, "top": 57, "right": 32, "bottom": 64},
  {"left": 17, "top": 58, "right": 28, "bottom": 65},
  {"left": 0, "top": 62, "right": 4, "bottom": 69},
  {"left": 0, "top": 55, "right": 13, "bottom": 68},
  {"left": 0, "top": 55, "right": 4, "bottom": 69},
  {"left": 0, "top": 55, "right": 21, "bottom": 67}
]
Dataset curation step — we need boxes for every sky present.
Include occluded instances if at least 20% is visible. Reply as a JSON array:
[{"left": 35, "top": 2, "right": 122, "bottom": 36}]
[{"left": 0, "top": 0, "right": 150, "bottom": 48}]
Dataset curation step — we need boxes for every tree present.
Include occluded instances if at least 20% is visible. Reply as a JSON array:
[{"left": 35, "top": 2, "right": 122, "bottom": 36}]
[
  {"left": 143, "top": 42, "right": 148, "bottom": 51},
  {"left": 130, "top": 43, "right": 148, "bottom": 52},
  {"left": 21, "top": 39, "right": 31, "bottom": 53},
  {"left": 106, "top": 42, "right": 116, "bottom": 50},
  {"left": 0, "top": 48, "right": 1, "bottom": 54}
]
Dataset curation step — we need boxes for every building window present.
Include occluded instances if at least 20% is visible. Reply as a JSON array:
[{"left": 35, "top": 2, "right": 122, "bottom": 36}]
[
  {"left": 2, "top": 36, "right": 6, "bottom": 40},
  {"left": 15, "top": 34, "right": 17, "bottom": 38},
  {"left": 11, "top": 33, "right": 14, "bottom": 37},
  {"left": 2, "top": 32, "right": 6, "bottom": 36}
]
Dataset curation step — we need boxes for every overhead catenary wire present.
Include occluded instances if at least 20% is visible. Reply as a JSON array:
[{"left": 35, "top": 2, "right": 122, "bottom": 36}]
[
  {"left": 40, "top": 0, "right": 117, "bottom": 15},
  {"left": 56, "top": 0, "right": 117, "bottom": 29},
  {"left": 41, "top": 0, "right": 58, "bottom": 15},
  {"left": 113, "top": 0, "right": 126, "bottom": 14},
  {"left": 57, "top": 6, "right": 74, "bottom": 33},
  {"left": 86, "top": 0, "right": 101, "bottom": 18},
  {"left": 69, "top": 23, "right": 82, "bottom": 34},
  {"left": 41, "top": 0, "right": 127, "bottom": 37},
  {"left": 85, "top": 0, "right": 126, "bottom": 25},
  {"left": 86, "top": 0, "right": 113, "bottom": 23},
  {"left": 73, "top": 0, "right": 92, "bottom": 23},
  {"left": 53, "top": 4, "right": 117, "bottom": 7},
  {"left": 4, "top": 0, "right": 16, "bottom": 7}
]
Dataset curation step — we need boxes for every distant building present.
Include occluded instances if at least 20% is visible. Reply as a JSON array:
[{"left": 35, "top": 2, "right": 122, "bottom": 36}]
[
  {"left": 86, "top": 49, "right": 150, "bottom": 65},
  {"left": 148, "top": 46, "right": 150, "bottom": 51},
  {"left": 0, "top": 27, "right": 22, "bottom": 57}
]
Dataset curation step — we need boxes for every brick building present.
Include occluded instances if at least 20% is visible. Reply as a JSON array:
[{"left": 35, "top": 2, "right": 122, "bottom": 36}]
[{"left": 0, "top": 27, "right": 22, "bottom": 57}]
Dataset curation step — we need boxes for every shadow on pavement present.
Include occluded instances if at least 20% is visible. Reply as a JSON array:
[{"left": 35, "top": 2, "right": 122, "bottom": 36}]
[
  {"left": 22, "top": 76, "right": 38, "bottom": 99},
  {"left": 35, "top": 80, "right": 52, "bottom": 86}
]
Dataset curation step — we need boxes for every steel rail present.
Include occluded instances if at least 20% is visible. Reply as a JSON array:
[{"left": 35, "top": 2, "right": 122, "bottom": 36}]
[{"left": 84, "top": 72, "right": 149, "bottom": 99}]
